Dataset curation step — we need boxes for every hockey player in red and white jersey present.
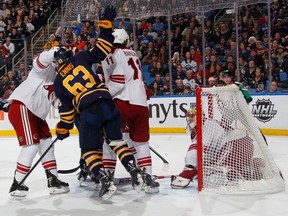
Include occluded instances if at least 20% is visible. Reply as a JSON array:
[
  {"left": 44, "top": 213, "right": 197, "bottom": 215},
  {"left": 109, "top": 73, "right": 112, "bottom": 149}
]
[
  {"left": 7, "top": 47, "right": 69, "bottom": 197},
  {"left": 102, "top": 28, "right": 160, "bottom": 193},
  {"left": 170, "top": 108, "right": 199, "bottom": 188}
]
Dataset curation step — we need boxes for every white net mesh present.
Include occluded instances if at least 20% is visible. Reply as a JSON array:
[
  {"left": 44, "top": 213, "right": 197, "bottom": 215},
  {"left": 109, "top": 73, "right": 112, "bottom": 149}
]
[{"left": 197, "top": 85, "right": 285, "bottom": 194}]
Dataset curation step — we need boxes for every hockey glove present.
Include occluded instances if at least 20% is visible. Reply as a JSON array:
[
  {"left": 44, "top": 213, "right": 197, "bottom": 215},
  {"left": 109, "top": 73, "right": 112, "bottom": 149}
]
[
  {"left": 0, "top": 101, "right": 10, "bottom": 112},
  {"left": 56, "top": 122, "right": 70, "bottom": 140},
  {"left": 98, "top": 5, "right": 116, "bottom": 30}
]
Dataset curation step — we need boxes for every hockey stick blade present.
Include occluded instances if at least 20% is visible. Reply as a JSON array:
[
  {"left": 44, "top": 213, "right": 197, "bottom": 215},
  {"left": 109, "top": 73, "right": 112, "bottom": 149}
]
[
  {"left": 149, "top": 146, "right": 169, "bottom": 171},
  {"left": 58, "top": 165, "right": 80, "bottom": 174},
  {"left": 113, "top": 175, "right": 171, "bottom": 185}
]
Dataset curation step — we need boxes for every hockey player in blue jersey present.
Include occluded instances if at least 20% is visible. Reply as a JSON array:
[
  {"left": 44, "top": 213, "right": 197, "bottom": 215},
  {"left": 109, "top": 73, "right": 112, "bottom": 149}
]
[{"left": 53, "top": 5, "right": 143, "bottom": 200}]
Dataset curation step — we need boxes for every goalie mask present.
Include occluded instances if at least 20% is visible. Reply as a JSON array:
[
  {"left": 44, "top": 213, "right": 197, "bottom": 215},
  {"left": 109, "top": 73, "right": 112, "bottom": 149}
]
[
  {"left": 186, "top": 108, "right": 196, "bottom": 131},
  {"left": 112, "top": 28, "right": 130, "bottom": 47}
]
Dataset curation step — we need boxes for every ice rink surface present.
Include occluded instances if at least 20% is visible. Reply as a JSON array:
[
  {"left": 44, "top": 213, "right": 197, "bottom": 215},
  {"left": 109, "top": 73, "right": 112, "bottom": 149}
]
[{"left": 0, "top": 134, "right": 288, "bottom": 216}]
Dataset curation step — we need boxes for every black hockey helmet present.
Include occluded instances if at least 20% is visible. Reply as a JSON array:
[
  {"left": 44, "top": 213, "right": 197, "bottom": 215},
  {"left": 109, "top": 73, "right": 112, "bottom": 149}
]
[{"left": 54, "top": 47, "right": 73, "bottom": 66}]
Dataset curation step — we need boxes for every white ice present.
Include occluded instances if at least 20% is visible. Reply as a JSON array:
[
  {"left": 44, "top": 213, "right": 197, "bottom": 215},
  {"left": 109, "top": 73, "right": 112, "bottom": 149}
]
[{"left": 0, "top": 134, "right": 288, "bottom": 216}]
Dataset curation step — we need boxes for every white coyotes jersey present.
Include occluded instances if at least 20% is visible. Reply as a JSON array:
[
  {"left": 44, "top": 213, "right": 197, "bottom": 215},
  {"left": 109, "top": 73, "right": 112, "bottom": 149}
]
[
  {"left": 8, "top": 48, "right": 58, "bottom": 120},
  {"left": 102, "top": 48, "right": 147, "bottom": 107}
]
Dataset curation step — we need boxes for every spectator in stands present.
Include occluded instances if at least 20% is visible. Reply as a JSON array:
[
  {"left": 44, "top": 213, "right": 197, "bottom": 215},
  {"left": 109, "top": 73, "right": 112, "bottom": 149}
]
[
  {"left": 181, "top": 51, "right": 198, "bottom": 73},
  {"left": 243, "top": 60, "right": 256, "bottom": 86},
  {"left": 9, "top": 28, "right": 23, "bottom": 53},
  {"left": 273, "top": 45, "right": 286, "bottom": 68},
  {"left": 190, "top": 46, "right": 201, "bottom": 64},
  {"left": 23, "top": 15, "right": 35, "bottom": 36},
  {"left": 183, "top": 70, "right": 198, "bottom": 91},
  {"left": 0, "top": 3, "right": 10, "bottom": 18},
  {"left": 173, "top": 64, "right": 185, "bottom": 81},
  {"left": 171, "top": 51, "right": 181, "bottom": 69},
  {"left": 158, "top": 46, "right": 168, "bottom": 64},
  {"left": 6, "top": 70, "right": 19, "bottom": 85},
  {"left": 2, "top": 80, "right": 16, "bottom": 99},
  {"left": 0, "top": 40, "right": 10, "bottom": 70},
  {"left": 80, "top": 26, "right": 91, "bottom": 42},
  {"left": 149, "top": 73, "right": 164, "bottom": 90},
  {"left": 65, "top": 35, "right": 86, "bottom": 54},
  {"left": 0, "top": 75, "right": 8, "bottom": 98},
  {"left": 248, "top": 49, "right": 264, "bottom": 67},
  {"left": 183, "top": 85, "right": 192, "bottom": 95},
  {"left": 252, "top": 67, "right": 266, "bottom": 92},
  {"left": 175, "top": 40, "right": 188, "bottom": 59},
  {"left": 4, "top": 36, "right": 15, "bottom": 56},
  {"left": 208, "top": 76, "right": 217, "bottom": 87},
  {"left": 138, "top": 29, "right": 153, "bottom": 46},
  {"left": 224, "top": 41, "right": 237, "bottom": 61},
  {"left": 163, "top": 73, "right": 176, "bottom": 95},
  {"left": 270, "top": 81, "right": 280, "bottom": 93},
  {"left": 194, "top": 72, "right": 204, "bottom": 87},
  {"left": 44, "top": 34, "right": 59, "bottom": 50},
  {"left": 154, "top": 61, "right": 167, "bottom": 77},
  {"left": 214, "top": 62, "right": 224, "bottom": 79},
  {"left": 173, "top": 79, "right": 185, "bottom": 95},
  {"left": 206, "top": 54, "right": 218, "bottom": 76},
  {"left": 13, "top": 14, "right": 26, "bottom": 37},
  {"left": 15, "top": 63, "right": 25, "bottom": 79},
  {"left": 70, "top": 21, "right": 82, "bottom": 36},
  {"left": 147, "top": 23, "right": 158, "bottom": 41},
  {"left": 0, "top": 15, "right": 6, "bottom": 32},
  {"left": 150, "top": 81, "right": 163, "bottom": 96},
  {"left": 141, "top": 45, "right": 155, "bottom": 65},
  {"left": 153, "top": 17, "right": 164, "bottom": 35}
]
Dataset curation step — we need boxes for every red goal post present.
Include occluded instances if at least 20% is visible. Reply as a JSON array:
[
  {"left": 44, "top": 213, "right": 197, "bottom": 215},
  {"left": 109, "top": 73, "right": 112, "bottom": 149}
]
[{"left": 196, "top": 85, "right": 285, "bottom": 194}]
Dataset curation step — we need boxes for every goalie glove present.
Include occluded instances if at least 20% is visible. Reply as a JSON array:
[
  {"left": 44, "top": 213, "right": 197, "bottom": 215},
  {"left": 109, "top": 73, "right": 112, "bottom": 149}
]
[
  {"left": 0, "top": 100, "right": 10, "bottom": 112},
  {"left": 98, "top": 5, "right": 116, "bottom": 30}
]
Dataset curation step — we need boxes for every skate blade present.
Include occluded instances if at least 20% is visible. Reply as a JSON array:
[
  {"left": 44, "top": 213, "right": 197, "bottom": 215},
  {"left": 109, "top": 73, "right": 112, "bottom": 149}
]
[
  {"left": 49, "top": 186, "right": 70, "bottom": 195},
  {"left": 10, "top": 190, "right": 28, "bottom": 197},
  {"left": 101, "top": 185, "right": 117, "bottom": 200},
  {"left": 133, "top": 177, "right": 144, "bottom": 193},
  {"left": 145, "top": 186, "right": 160, "bottom": 194}
]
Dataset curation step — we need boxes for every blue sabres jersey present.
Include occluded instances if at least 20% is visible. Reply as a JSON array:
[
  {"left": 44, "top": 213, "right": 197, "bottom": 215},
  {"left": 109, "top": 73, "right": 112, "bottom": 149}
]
[{"left": 54, "top": 31, "right": 114, "bottom": 129}]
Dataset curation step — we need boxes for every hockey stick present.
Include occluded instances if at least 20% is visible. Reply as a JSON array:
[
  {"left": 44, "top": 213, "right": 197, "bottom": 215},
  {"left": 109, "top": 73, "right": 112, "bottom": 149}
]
[
  {"left": 149, "top": 146, "right": 169, "bottom": 171},
  {"left": 17, "top": 138, "right": 59, "bottom": 187},
  {"left": 58, "top": 165, "right": 80, "bottom": 174},
  {"left": 113, "top": 174, "right": 172, "bottom": 185}
]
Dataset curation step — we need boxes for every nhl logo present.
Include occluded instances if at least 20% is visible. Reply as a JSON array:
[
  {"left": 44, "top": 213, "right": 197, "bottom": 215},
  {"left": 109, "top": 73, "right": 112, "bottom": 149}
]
[{"left": 252, "top": 99, "right": 277, "bottom": 123}]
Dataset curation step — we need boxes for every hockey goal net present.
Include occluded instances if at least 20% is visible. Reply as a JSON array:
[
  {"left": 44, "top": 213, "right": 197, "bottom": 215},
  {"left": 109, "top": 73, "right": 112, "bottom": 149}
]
[{"left": 196, "top": 85, "right": 285, "bottom": 194}]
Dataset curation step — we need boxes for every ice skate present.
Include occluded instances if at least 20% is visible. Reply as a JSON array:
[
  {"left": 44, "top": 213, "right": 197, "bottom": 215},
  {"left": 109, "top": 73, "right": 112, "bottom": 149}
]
[
  {"left": 9, "top": 178, "right": 29, "bottom": 197},
  {"left": 77, "top": 168, "right": 89, "bottom": 186},
  {"left": 129, "top": 167, "right": 144, "bottom": 193},
  {"left": 45, "top": 170, "right": 70, "bottom": 194},
  {"left": 170, "top": 165, "right": 197, "bottom": 189},
  {"left": 99, "top": 176, "right": 117, "bottom": 200},
  {"left": 142, "top": 173, "right": 160, "bottom": 193}
]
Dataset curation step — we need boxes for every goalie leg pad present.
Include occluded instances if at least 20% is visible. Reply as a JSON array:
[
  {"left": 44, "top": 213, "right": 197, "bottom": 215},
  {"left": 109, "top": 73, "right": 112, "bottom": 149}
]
[
  {"left": 170, "top": 175, "right": 191, "bottom": 189},
  {"left": 170, "top": 166, "right": 197, "bottom": 189}
]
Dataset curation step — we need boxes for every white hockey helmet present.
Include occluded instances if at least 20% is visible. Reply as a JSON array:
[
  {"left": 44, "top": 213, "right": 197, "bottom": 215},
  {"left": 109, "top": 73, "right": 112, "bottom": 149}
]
[{"left": 112, "top": 28, "right": 129, "bottom": 45}]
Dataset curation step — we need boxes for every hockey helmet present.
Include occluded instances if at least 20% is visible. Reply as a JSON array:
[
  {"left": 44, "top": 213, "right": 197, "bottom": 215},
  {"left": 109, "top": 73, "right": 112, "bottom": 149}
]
[
  {"left": 54, "top": 47, "right": 73, "bottom": 66},
  {"left": 112, "top": 28, "right": 129, "bottom": 45}
]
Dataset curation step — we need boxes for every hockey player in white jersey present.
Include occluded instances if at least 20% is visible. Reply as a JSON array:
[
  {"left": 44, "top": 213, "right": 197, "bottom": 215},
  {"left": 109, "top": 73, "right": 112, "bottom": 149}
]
[
  {"left": 102, "top": 28, "right": 160, "bottom": 193},
  {"left": 7, "top": 47, "right": 69, "bottom": 197},
  {"left": 170, "top": 108, "right": 199, "bottom": 188}
]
